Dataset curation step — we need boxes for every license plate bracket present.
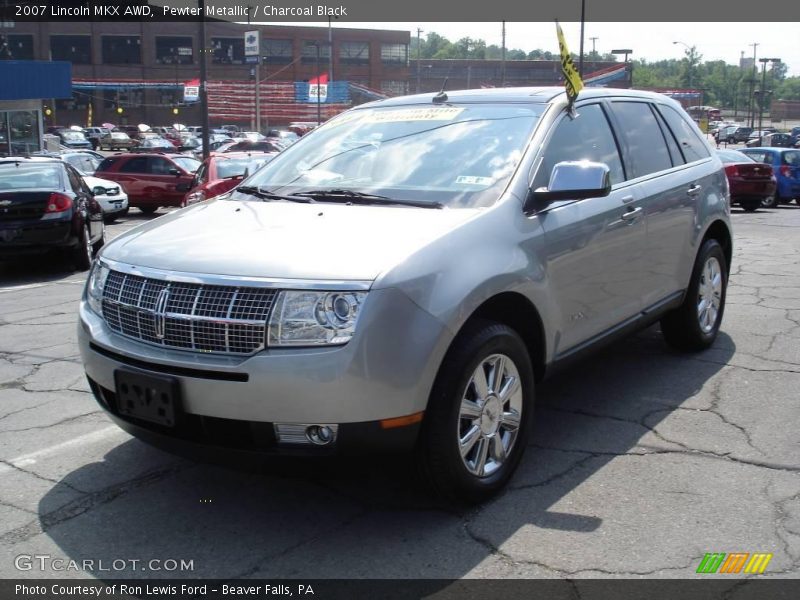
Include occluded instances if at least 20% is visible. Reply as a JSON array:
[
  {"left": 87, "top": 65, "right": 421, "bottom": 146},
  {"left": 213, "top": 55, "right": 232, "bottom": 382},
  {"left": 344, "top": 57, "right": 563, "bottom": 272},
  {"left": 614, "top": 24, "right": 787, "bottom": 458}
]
[{"left": 114, "top": 368, "right": 181, "bottom": 427}]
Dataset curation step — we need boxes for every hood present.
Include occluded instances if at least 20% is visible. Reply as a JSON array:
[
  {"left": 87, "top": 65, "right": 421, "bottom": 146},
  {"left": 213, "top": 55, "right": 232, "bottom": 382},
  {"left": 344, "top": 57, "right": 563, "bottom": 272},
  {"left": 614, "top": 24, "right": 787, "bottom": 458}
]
[
  {"left": 101, "top": 198, "right": 479, "bottom": 282},
  {"left": 84, "top": 175, "right": 120, "bottom": 189}
]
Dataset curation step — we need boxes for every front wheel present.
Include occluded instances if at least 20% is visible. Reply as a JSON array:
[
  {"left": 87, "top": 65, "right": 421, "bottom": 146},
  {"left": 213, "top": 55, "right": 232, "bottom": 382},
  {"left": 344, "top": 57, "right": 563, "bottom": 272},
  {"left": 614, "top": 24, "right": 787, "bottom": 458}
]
[
  {"left": 416, "top": 320, "right": 534, "bottom": 504},
  {"left": 661, "top": 239, "right": 727, "bottom": 352},
  {"left": 139, "top": 206, "right": 159, "bottom": 215}
]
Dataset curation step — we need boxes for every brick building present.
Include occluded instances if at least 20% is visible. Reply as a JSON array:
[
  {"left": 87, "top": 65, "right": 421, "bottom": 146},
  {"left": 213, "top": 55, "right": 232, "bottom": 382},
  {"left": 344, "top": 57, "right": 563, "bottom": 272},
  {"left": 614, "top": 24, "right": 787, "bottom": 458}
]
[{"left": 0, "top": 22, "right": 409, "bottom": 127}]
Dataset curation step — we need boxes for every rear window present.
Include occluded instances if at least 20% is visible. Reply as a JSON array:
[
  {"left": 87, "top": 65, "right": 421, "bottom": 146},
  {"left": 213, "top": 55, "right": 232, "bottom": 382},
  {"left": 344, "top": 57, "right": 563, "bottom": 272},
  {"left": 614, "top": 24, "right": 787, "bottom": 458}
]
[
  {"left": 717, "top": 150, "right": 755, "bottom": 164},
  {"left": 0, "top": 162, "right": 64, "bottom": 190},
  {"left": 215, "top": 157, "right": 273, "bottom": 180},
  {"left": 783, "top": 151, "right": 800, "bottom": 166},
  {"left": 609, "top": 101, "right": 673, "bottom": 178}
]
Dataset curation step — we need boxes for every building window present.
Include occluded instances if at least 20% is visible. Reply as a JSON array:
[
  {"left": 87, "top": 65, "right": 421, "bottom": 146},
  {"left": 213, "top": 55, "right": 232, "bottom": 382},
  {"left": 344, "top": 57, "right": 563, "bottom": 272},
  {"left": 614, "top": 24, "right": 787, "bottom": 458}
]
[
  {"left": 155, "top": 36, "right": 193, "bottom": 65},
  {"left": 211, "top": 37, "right": 244, "bottom": 65},
  {"left": 301, "top": 41, "right": 331, "bottom": 65},
  {"left": 381, "top": 80, "right": 409, "bottom": 96},
  {"left": 50, "top": 35, "right": 91, "bottom": 64},
  {"left": 381, "top": 44, "right": 407, "bottom": 66},
  {"left": 7, "top": 110, "right": 40, "bottom": 154},
  {"left": 101, "top": 36, "right": 141, "bottom": 65},
  {"left": 340, "top": 41, "right": 369, "bottom": 65},
  {"left": 55, "top": 92, "right": 89, "bottom": 111},
  {"left": 103, "top": 89, "right": 143, "bottom": 110},
  {"left": 0, "top": 34, "right": 34, "bottom": 60},
  {"left": 263, "top": 39, "right": 292, "bottom": 64}
]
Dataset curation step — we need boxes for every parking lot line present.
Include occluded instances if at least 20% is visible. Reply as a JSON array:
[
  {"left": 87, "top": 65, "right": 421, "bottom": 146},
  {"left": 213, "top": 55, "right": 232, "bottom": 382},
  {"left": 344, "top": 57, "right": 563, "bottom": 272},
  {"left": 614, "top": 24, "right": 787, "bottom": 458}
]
[{"left": 0, "top": 425, "right": 125, "bottom": 476}]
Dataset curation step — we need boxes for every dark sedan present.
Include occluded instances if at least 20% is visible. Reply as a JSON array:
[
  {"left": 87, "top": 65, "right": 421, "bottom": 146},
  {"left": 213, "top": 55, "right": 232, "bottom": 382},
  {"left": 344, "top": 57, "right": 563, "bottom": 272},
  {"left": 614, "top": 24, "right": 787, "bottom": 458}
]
[
  {"left": 717, "top": 149, "right": 777, "bottom": 212},
  {"left": 0, "top": 158, "right": 105, "bottom": 270}
]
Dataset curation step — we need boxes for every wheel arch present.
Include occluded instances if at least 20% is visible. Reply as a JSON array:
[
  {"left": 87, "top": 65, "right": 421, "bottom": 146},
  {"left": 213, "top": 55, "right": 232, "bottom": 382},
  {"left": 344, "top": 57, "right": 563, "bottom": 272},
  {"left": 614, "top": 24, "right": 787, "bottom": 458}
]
[
  {"left": 448, "top": 292, "right": 547, "bottom": 383},
  {"left": 700, "top": 219, "right": 733, "bottom": 275}
]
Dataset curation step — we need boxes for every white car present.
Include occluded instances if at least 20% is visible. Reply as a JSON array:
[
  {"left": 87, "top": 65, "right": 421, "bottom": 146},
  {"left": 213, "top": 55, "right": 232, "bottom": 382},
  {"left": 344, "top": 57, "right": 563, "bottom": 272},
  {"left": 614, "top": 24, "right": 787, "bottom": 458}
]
[{"left": 59, "top": 152, "right": 129, "bottom": 221}]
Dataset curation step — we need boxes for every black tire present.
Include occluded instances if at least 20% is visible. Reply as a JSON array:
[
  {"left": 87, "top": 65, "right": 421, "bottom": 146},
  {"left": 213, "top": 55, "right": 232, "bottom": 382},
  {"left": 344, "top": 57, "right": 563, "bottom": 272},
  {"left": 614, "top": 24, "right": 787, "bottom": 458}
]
[
  {"left": 416, "top": 319, "right": 535, "bottom": 504},
  {"left": 73, "top": 224, "right": 94, "bottom": 271},
  {"left": 661, "top": 239, "right": 727, "bottom": 352},
  {"left": 139, "top": 206, "right": 159, "bottom": 215},
  {"left": 741, "top": 200, "right": 760, "bottom": 213},
  {"left": 761, "top": 194, "right": 778, "bottom": 209}
]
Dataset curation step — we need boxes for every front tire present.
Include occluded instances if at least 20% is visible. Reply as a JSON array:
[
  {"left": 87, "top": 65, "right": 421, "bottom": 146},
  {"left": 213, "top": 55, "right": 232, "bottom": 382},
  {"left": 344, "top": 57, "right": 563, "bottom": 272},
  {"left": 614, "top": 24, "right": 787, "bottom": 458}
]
[
  {"left": 661, "top": 239, "right": 727, "bottom": 352},
  {"left": 417, "top": 320, "right": 534, "bottom": 504}
]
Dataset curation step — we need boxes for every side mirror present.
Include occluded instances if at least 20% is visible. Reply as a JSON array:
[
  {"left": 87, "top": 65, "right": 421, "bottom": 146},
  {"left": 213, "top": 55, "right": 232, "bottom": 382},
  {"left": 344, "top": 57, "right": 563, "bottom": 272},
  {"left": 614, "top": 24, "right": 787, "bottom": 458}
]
[
  {"left": 92, "top": 186, "right": 106, "bottom": 196},
  {"left": 169, "top": 168, "right": 181, "bottom": 176},
  {"left": 175, "top": 182, "right": 191, "bottom": 192},
  {"left": 524, "top": 161, "right": 611, "bottom": 212}
]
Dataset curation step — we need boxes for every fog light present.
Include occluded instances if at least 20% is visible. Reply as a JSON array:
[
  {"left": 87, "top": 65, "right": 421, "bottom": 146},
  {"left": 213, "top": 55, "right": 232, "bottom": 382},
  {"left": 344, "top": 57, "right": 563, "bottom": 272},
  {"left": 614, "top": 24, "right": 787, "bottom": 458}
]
[{"left": 307, "top": 425, "right": 335, "bottom": 445}]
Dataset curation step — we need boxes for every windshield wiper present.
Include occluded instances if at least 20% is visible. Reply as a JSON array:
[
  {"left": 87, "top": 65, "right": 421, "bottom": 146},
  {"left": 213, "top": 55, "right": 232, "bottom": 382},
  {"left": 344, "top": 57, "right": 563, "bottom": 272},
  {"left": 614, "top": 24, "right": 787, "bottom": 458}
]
[
  {"left": 293, "top": 189, "right": 442, "bottom": 209},
  {"left": 235, "top": 185, "right": 315, "bottom": 203}
]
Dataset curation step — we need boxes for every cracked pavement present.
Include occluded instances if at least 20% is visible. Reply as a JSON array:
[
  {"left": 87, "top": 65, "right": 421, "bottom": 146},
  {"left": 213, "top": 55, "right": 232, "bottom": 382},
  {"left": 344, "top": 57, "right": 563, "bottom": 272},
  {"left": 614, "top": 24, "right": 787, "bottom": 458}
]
[{"left": 0, "top": 205, "right": 799, "bottom": 581}]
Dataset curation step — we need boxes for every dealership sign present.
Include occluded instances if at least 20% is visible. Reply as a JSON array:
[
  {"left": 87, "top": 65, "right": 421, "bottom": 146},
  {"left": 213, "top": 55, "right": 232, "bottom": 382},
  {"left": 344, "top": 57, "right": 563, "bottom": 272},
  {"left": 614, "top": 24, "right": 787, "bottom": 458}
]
[{"left": 244, "top": 31, "right": 259, "bottom": 57}]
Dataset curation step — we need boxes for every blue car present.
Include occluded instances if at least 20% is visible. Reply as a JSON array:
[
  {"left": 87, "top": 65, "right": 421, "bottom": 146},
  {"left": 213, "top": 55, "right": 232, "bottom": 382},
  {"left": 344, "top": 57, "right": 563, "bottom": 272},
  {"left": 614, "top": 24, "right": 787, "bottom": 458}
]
[{"left": 739, "top": 147, "right": 800, "bottom": 207}]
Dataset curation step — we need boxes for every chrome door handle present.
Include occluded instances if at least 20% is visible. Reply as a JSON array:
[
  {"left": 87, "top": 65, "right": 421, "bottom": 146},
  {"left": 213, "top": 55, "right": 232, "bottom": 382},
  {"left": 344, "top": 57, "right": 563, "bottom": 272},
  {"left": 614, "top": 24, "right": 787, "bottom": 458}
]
[
  {"left": 621, "top": 207, "right": 643, "bottom": 221},
  {"left": 687, "top": 184, "right": 702, "bottom": 196}
]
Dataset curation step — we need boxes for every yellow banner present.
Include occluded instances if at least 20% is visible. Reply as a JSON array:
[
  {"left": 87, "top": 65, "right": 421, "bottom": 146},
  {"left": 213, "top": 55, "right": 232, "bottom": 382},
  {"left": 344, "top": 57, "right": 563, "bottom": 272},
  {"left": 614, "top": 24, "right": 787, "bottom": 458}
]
[{"left": 556, "top": 22, "right": 584, "bottom": 103}]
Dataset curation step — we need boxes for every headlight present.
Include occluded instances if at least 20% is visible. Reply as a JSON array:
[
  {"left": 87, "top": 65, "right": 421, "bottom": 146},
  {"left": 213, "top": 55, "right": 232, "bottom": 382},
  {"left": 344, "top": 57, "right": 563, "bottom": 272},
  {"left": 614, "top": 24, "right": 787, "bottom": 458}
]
[
  {"left": 86, "top": 261, "right": 109, "bottom": 316},
  {"left": 268, "top": 290, "right": 367, "bottom": 346}
]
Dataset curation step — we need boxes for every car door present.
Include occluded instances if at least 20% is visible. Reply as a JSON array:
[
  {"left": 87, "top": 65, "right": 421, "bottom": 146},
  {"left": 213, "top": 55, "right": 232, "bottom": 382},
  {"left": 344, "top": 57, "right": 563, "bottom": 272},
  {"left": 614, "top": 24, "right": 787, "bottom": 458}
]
[
  {"left": 607, "top": 100, "right": 710, "bottom": 309},
  {"left": 115, "top": 156, "right": 151, "bottom": 203},
  {"left": 147, "top": 157, "right": 192, "bottom": 205},
  {"left": 534, "top": 102, "right": 646, "bottom": 355}
]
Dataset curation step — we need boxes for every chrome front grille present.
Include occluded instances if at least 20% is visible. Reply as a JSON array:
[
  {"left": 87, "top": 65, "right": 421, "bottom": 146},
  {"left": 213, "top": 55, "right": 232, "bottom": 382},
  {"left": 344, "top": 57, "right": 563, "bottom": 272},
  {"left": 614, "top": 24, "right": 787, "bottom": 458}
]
[{"left": 101, "top": 270, "right": 277, "bottom": 354}]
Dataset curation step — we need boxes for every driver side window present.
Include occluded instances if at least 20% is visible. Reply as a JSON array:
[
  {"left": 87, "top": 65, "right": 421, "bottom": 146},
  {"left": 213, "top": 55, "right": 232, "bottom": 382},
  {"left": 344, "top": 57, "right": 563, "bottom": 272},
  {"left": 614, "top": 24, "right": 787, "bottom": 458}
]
[{"left": 533, "top": 103, "right": 625, "bottom": 190}]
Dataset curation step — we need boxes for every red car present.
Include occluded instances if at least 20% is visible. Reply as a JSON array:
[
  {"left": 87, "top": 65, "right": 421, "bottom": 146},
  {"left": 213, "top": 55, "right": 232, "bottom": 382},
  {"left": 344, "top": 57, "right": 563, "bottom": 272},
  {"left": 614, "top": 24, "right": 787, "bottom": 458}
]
[
  {"left": 716, "top": 149, "right": 777, "bottom": 212},
  {"left": 95, "top": 152, "right": 201, "bottom": 214},
  {"left": 184, "top": 152, "right": 277, "bottom": 206}
]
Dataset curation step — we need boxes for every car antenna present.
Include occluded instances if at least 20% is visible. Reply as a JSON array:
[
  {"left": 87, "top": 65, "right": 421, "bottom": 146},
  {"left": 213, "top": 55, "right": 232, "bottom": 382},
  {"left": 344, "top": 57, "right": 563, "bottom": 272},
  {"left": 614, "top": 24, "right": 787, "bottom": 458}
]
[{"left": 433, "top": 66, "right": 451, "bottom": 103}]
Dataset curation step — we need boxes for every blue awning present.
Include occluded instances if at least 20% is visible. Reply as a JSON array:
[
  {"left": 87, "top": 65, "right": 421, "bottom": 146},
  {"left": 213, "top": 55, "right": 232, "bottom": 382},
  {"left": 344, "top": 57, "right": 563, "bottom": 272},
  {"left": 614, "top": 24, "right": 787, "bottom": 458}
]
[{"left": 0, "top": 60, "right": 72, "bottom": 101}]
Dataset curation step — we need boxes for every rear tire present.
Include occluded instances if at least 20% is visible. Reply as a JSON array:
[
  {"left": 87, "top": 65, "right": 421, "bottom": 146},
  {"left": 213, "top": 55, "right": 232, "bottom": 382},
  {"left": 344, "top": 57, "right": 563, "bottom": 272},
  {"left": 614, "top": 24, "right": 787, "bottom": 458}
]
[
  {"left": 73, "top": 224, "right": 94, "bottom": 272},
  {"left": 139, "top": 206, "right": 159, "bottom": 215},
  {"left": 661, "top": 239, "right": 727, "bottom": 352},
  {"left": 416, "top": 320, "right": 534, "bottom": 504},
  {"left": 761, "top": 194, "right": 778, "bottom": 208}
]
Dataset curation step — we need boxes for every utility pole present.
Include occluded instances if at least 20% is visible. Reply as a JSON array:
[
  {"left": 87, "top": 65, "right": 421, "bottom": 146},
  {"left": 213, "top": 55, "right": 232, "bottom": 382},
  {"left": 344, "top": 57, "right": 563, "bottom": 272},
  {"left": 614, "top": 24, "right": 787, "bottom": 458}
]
[
  {"left": 757, "top": 58, "right": 780, "bottom": 145},
  {"left": 328, "top": 16, "right": 334, "bottom": 82},
  {"left": 590, "top": 37, "right": 598, "bottom": 59},
  {"left": 199, "top": 0, "right": 209, "bottom": 160},
  {"left": 501, "top": 21, "right": 506, "bottom": 87},
  {"left": 747, "top": 42, "right": 758, "bottom": 128},
  {"left": 416, "top": 28, "right": 423, "bottom": 94}
]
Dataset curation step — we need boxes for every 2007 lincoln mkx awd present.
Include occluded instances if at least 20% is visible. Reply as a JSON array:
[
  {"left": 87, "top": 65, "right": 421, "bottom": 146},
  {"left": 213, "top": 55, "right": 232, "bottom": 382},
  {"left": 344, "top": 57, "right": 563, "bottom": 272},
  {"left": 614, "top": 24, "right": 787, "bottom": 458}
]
[{"left": 79, "top": 87, "right": 732, "bottom": 502}]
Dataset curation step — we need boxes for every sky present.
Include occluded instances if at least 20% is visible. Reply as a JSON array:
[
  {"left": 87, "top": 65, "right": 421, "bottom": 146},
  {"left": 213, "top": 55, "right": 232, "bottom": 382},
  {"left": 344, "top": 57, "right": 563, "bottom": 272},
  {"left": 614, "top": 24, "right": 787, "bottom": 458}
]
[{"left": 262, "top": 22, "right": 800, "bottom": 76}]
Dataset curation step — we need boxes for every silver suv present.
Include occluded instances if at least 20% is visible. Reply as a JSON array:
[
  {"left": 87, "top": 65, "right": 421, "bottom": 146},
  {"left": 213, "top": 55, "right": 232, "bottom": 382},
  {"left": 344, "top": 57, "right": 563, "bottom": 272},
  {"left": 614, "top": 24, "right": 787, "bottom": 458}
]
[{"left": 79, "top": 88, "right": 732, "bottom": 502}]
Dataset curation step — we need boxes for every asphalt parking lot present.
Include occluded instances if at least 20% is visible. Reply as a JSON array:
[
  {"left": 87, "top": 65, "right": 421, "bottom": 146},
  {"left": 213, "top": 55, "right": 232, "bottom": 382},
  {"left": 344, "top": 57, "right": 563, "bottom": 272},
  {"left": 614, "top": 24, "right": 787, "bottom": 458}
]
[{"left": 1, "top": 203, "right": 799, "bottom": 580}]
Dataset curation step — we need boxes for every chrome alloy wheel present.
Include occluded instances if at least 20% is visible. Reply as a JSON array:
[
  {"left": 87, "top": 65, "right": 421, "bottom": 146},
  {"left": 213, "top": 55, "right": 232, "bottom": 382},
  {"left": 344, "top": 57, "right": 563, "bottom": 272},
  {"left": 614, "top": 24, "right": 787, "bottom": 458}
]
[
  {"left": 697, "top": 256, "right": 723, "bottom": 334},
  {"left": 458, "top": 353, "right": 523, "bottom": 477}
]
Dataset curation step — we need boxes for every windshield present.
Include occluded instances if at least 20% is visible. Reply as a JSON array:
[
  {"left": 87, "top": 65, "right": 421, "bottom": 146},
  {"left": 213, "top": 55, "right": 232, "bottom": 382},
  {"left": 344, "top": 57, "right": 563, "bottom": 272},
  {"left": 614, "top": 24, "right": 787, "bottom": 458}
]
[
  {"left": 172, "top": 156, "right": 201, "bottom": 173},
  {"left": 216, "top": 157, "right": 273, "bottom": 179},
  {"left": 239, "top": 103, "right": 543, "bottom": 208}
]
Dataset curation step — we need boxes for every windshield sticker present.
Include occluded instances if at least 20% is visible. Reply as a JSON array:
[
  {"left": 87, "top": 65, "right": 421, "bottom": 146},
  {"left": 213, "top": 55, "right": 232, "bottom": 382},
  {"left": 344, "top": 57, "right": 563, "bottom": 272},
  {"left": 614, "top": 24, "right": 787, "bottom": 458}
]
[
  {"left": 455, "top": 175, "right": 495, "bottom": 186},
  {"left": 366, "top": 107, "right": 465, "bottom": 123}
]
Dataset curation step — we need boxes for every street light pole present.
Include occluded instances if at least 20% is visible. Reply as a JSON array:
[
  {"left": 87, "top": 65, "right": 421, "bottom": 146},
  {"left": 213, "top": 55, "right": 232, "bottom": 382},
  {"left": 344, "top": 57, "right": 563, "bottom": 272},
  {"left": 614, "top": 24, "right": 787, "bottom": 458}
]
[
  {"left": 757, "top": 58, "right": 780, "bottom": 145},
  {"left": 199, "top": 0, "right": 210, "bottom": 160},
  {"left": 672, "top": 40, "right": 694, "bottom": 91}
]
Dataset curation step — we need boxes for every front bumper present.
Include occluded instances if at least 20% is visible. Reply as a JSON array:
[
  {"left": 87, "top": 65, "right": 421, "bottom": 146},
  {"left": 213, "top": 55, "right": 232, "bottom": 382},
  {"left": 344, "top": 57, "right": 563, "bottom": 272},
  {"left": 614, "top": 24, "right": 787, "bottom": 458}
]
[{"left": 78, "top": 287, "right": 452, "bottom": 454}]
